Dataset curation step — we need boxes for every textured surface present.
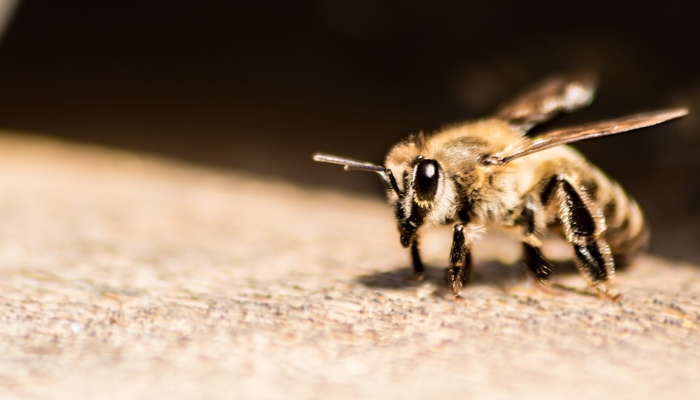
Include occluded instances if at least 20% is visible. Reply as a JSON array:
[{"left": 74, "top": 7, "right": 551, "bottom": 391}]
[{"left": 0, "top": 133, "right": 698, "bottom": 399}]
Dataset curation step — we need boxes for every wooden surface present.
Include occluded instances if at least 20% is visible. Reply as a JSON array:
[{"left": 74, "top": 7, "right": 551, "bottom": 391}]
[{"left": 0, "top": 133, "right": 698, "bottom": 399}]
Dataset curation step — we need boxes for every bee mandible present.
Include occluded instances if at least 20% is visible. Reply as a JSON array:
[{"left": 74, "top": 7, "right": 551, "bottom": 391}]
[{"left": 314, "top": 76, "right": 687, "bottom": 298}]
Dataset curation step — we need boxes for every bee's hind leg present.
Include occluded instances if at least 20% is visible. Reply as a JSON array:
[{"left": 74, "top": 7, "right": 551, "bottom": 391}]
[{"left": 542, "top": 175, "right": 619, "bottom": 300}]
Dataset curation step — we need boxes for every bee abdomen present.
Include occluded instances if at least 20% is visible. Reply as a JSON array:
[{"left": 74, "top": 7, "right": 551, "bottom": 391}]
[{"left": 599, "top": 181, "right": 649, "bottom": 263}]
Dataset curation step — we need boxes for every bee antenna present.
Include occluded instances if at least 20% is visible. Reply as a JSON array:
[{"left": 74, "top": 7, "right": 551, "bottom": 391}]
[{"left": 312, "top": 153, "right": 403, "bottom": 196}]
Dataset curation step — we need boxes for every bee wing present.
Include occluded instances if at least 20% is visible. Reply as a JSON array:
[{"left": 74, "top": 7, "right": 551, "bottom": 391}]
[
  {"left": 495, "top": 75, "right": 596, "bottom": 132},
  {"left": 494, "top": 108, "right": 688, "bottom": 164}
]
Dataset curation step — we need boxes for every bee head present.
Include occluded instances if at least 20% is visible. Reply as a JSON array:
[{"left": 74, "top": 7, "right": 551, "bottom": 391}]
[
  {"left": 394, "top": 155, "right": 449, "bottom": 248},
  {"left": 312, "top": 152, "right": 453, "bottom": 248}
]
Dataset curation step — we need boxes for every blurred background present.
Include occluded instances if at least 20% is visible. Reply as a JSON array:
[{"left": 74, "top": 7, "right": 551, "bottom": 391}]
[{"left": 0, "top": 1, "right": 698, "bottom": 262}]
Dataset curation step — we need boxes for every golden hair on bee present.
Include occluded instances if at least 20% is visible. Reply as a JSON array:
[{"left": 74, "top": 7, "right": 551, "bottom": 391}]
[{"left": 314, "top": 75, "right": 687, "bottom": 299}]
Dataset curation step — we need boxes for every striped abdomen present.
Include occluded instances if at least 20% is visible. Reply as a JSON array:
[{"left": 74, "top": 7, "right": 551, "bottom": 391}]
[{"left": 590, "top": 170, "right": 649, "bottom": 263}]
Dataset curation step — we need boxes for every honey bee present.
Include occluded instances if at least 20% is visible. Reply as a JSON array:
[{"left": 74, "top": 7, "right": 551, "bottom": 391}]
[{"left": 314, "top": 76, "right": 687, "bottom": 298}]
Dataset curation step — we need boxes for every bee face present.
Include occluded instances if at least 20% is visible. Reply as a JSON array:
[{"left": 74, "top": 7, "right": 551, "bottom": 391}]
[
  {"left": 392, "top": 156, "right": 445, "bottom": 247},
  {"left": 387, "top": 135, "right": 493, "bottom": 248}
]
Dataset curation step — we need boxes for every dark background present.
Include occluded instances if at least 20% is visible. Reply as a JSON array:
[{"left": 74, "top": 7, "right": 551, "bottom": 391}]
[{"left": 0, "top": 1, "right": 698, "bottom": 261}]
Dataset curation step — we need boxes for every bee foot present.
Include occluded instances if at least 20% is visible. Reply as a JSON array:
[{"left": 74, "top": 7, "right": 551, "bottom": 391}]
[{"left": 403, "top": 272, "right": 425, "bottom": 284}]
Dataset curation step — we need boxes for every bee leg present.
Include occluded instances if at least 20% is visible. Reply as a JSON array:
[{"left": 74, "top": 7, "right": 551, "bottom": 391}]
[
  {"left": 446, "top": 223, "right": 473, "bottom": 296},
  {"left": 518, "top": 194, "right": 554, "bottom": 285},
  {"left": 409, "top": 240, "right": 425, "bottom": 281},
  {"left": 543, "top": 175, "right": 616, "bottom": 298},
  {"left": 522, "top": 242, "right": 554, "bottom": 284},
  {"left": 572, "top": 240, "right": 619, "bottom": 300}
]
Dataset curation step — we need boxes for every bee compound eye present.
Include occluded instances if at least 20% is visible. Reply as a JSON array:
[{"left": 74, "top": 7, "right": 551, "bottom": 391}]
[{"left": 414, "top": 159, "right": 440, "bottom": 200}]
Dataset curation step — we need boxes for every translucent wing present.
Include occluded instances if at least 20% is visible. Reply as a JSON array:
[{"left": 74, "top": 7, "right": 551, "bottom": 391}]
[
  {"left": 490, "top": 108, "right": 688, "bottom": 165},
  {"left": 495, "top": 74, "right": 597, "bottom": 132}
]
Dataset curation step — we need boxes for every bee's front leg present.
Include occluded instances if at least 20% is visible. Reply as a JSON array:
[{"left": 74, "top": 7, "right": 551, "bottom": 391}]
[
  {"left": 409, "top": 240, "right": 425, "bottom": 281},
  {"left": 447, "top": 223, "right": 473, "bottom": 296}
]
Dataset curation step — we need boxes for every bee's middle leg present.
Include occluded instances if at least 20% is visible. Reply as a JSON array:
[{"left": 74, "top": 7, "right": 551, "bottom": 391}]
[
  {"left": 519, "top": 194, "right": 554, "bottom": 284},
  {"left": 522, "top": 242, "right": 554, "bottom": 284}
]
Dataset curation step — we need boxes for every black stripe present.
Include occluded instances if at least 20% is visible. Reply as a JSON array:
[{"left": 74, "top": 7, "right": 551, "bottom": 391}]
[
  {"left": 574, "top": 241, "right": 608, "bottom": 283},
  {"left": 561, "top": 180, "right": 596, "bottom": 238}
]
